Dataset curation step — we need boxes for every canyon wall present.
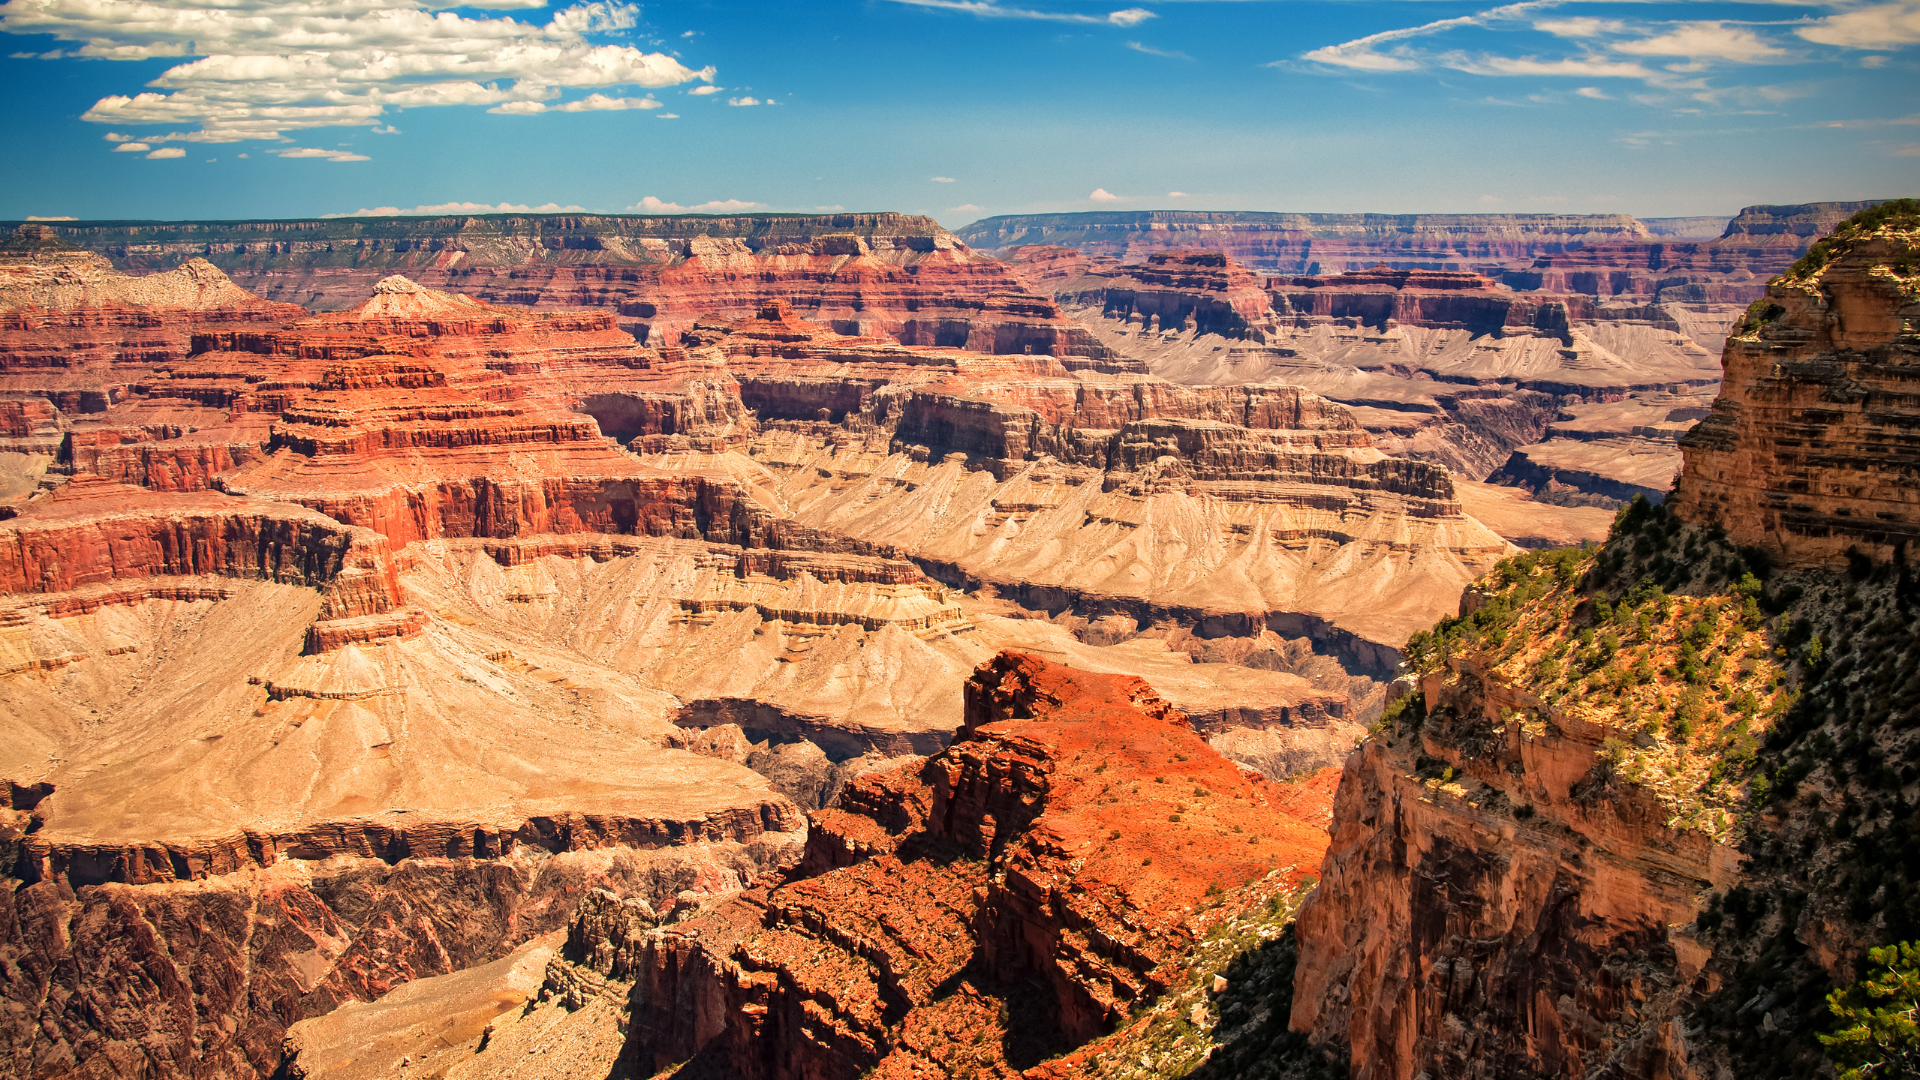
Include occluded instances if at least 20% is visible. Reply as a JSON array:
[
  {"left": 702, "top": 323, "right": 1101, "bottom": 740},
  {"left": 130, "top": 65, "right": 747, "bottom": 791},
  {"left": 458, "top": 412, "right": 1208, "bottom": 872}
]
[{"left": 1288, "top": 200, "right": 1920, "bottom": 1080}]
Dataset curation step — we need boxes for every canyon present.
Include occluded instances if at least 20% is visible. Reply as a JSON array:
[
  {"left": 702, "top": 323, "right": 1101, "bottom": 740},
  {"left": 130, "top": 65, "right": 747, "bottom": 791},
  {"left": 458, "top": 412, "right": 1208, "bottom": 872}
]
[
  {"left": 0, "top": 199, "right": 1910, "bottom": 1080},
  {"left": 0, "top": 217, "right": 1490, "bottom": 1079}
]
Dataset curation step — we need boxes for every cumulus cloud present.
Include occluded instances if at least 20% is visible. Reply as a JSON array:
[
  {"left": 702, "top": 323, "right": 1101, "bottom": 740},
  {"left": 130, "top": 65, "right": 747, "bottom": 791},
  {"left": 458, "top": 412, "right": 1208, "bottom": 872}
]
[
  {"left": 688, "top": 85, "right": 723, "bottom": 95},
  {"left": 1089, "top": 188, "right": 1120, "bottom": 202},
  {"left": 1, "top": 0, "right": 716, "bottom": 141},
  {"left": 816, "top": 205, "right": 846, "bottom": 212},
  {"left": 883, "top": 1, "right": 1155, "bottom": 27},
  {"left": 103, "top": 131, "right": 133, "bottom": 141},
  {"left": 277, "top": 147, "right": 369, "bottom": 161},
  {"left": 625, "top": 195, "right": 762, "bottom": 212},
  {"left": 656, "top": 112, "right": 678, "bottom": 118},
  {"left": 932, "top": 176, "right": 956, "bottom": 183},
  {"left": 947, "top": 203, "right": 982, "bottom": 212},
  {"left": 1167, "top": 191, "right": 1188, "bottom": 197},
  {"left": 727, "top": 96, "right": 761, "bottom": 106},
  {"left": 25, "top": 215, "right": 76, "bottom": 221},
  {"left": 1800, "top": 1, "right": 1920, "bottom": 48},
  {"left": 112, "top": 141, "right": 151, "bottom": 152},
  {"left": 324, "top": 200, "right": 589, "bottom": 218},
  {"left": 1576, "top": 86, "right": 1612, "bottom": 99},
  {"left": 146, "top": 146, "right": 185, "bottom": 158}
]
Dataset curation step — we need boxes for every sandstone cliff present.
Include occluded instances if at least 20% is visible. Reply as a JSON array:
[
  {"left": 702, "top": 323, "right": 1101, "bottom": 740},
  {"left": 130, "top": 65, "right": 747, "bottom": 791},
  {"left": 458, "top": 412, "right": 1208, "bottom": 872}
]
[
  {"left": 1288, "top": 199, "right": 1920, "bottom": 1080},
  {"left": 1669, "top": 205, "right": 1920, "bottom": 566}
]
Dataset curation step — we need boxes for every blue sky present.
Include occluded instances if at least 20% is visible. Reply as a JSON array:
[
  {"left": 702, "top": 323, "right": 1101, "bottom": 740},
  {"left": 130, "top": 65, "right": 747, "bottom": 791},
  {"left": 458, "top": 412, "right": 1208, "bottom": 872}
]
[{"left": 1, "top": 0, "right": 1914, "bottom": 224}]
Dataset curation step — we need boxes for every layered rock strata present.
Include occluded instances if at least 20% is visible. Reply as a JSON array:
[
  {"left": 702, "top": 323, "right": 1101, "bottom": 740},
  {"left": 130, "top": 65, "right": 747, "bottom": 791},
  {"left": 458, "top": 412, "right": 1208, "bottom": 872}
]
[
  {"left": 1016, "top": 247, "right": 1721, "bottom": 500},
  {"left": 667, "top": 301, "right": 1513, "bottom": 666},
  {"left": 26, "top": 214, "right": 1119, "bottom": 366},
  {"left": 1669, "top": 214, "right": 1920, "bottom": 566}
]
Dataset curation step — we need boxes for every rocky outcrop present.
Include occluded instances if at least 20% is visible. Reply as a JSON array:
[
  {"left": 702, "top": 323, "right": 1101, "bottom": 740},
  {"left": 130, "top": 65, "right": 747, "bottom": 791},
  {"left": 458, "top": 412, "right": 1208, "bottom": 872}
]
[
  {"left": 1668, "top": 211, "right": 1920, "bottom": 566},
  {"left": 599, "top": 652, "right": 1336, "bottom": 1079}
]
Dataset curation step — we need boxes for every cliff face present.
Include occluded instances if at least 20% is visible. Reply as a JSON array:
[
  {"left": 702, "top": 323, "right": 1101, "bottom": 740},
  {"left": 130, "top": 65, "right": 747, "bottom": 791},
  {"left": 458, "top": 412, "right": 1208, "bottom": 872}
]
[
  {"left": 1290, "top": 200, "right": 1920, "bottom": 1080},
  {"left": 1669, "top": 217, "right": 1920, "bottom": 567}
]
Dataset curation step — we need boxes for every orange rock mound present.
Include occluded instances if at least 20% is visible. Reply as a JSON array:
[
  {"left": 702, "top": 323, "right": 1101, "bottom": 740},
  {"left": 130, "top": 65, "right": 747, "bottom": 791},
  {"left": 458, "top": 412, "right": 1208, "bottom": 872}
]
[{"left": 617, "top": 651, "right": 1333, "bottom": 1079}]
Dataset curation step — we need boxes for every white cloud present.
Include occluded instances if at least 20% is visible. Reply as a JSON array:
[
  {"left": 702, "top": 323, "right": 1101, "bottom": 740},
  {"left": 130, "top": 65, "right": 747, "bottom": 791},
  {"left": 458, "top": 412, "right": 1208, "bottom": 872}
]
[
  {"left": 625, "top": 195, "right": 762, "bottom": 213},
  {"left": 932, "top": 176, "right": 956, "bottom": 183},
  {"left": 947, "top": 203, "right": 982, "bottom": 212},
  {"left": 1438, "top": 52, "right": 1663, "bottom": 80},
  {"left": 276, "top": 147, "right": 370, "bottom": 161},
  {"left": 1089, "top": 188, "right": 1120, "bottom": 202},
  {"left": 656, "top": 112, "right": 678, "bottom": 118},
  {"left": 688, "top": 84, "right": 723, "bottom": 95},
  {"left": 1301, "top": 1, "right": 1812, "bottom": 95},
  {"left": 325, "top": 200, "right": 589, "bottom": 218},
  {"left": 489, "top": 93, "right": 661, "bottom": 113},
  {"left": 103, "top": 131, "right": 133, "bottom": 141},
  {"left": 2, "top": 0, "right": 717, "bottom": 141},
  {"left": 146, "top": 146, "right": 185, "bottom": 158},
  {"left": 883, "top": 1, "right": 1155, "bottom": 27},
  {"left": 1614, "top": 23, "right": 1788, "bottom": 64},
  {"left": 1167, "top": 191, "right": 1188, "bottom": 197},
  {"left": 1535, "top": 18, "right": 1627, "bottom": 39},
  {"left": 1800, "top": 1, "right": 1920, "bottom": 48},
  {"left": 25, "top": 215, "right": 76, "bottom": 221},
  {"left": 236, "top": 152, "right": 248, "bottom": 157},
  {"left": 816, "top": 205, "right": 846, "bottom": 211},
  {"left": 112, "top": 142, "right": 151, "bottom": 152},
  {"left": 1126, "top": 40, "right": 1189, "bottom": 59},
  {"left": 1298, "top": 4, "right": 1528, "bottom": 72},
  {"left": 728, "top": 96, "right": 760, "bottom": 106}
]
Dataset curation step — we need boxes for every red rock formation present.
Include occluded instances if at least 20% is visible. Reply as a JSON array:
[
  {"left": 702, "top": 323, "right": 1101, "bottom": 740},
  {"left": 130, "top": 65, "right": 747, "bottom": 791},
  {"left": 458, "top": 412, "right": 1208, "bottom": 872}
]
[
  {"left": 1669, "top": 218, "right": 1920, "bottom": 566},
  {"left": 617, "top": 652, "right": 1334, "bottom": 1079},
  {"left": 0, "top": 477, "right": 402, "bottom": 621}
]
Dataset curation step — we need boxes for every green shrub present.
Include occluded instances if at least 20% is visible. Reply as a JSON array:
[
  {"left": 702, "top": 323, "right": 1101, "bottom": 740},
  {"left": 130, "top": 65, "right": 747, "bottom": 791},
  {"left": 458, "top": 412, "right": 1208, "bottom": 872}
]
[{"left": 1820, "top": 941, "right": 1920, "bottom": 1080}]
